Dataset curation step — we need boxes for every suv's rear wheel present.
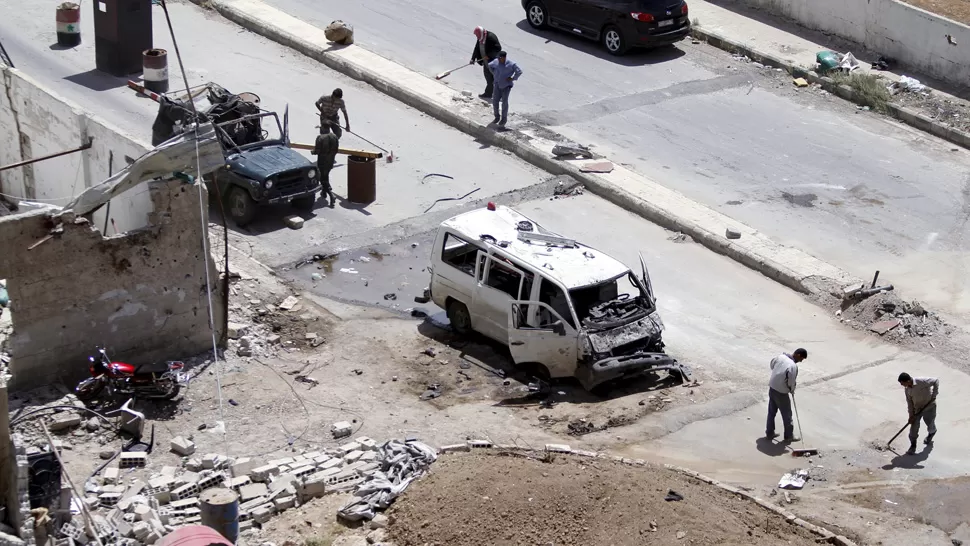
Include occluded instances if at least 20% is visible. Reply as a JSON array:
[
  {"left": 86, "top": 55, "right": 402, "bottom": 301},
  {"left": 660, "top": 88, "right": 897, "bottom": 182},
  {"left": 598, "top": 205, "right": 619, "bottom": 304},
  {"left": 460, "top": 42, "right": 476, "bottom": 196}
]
[
  {"left": 292, "top": 194, "right": 316, "bottom": 211},
  {"left": 526, "top": 1, "right": 548, "bottom": 29},
  {"left": 602, "top": 25, "right": 628, "bottom": 56},
  {"left": 446, "top": 300, "right": 472, "bottom": 334},
  {"left": 228, "top": 186, "right": 257, "bottom": 227}
]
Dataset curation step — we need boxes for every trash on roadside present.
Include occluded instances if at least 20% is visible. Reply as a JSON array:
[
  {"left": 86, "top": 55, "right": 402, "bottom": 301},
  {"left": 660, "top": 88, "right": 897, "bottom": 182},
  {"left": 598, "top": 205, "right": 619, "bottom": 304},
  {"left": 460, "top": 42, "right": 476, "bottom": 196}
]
[
  {"left": 324, "top": 20, "right": 355, "bottom": 45},
  {"left": 580, "top": 161, "right": 614, "bottom": 173},
  {"left": 793, "top": 77, "right": 809, "bottom": 88},
  {"left": 551, "top": 143, "right": 594, "bottom": 159},
  {"left": 816, "top": 51, "right": 840, "bottom": 73},
  {"left": 778, "top": 469, "right": 809, "bottom": 489},
  {"left": 337, "top": 439, "right": 437, "bottom": 521},
  {"left": 384, "top": 293, "right": 397, "bottom": 301},
  {"left": 872, "top": 55, "right": 896, "bottom": 70},
  {"left": 665, "top": 489, "right": 685, "bottom": 502},
  {"left": 839, "top": 52, "right": 860, "bottom": 72},
  {"left": 420, "top": 385, "right": 441, "bottom": 401},
  {"left": 893, "top": 75, "right": 926, "bottom": 93}
]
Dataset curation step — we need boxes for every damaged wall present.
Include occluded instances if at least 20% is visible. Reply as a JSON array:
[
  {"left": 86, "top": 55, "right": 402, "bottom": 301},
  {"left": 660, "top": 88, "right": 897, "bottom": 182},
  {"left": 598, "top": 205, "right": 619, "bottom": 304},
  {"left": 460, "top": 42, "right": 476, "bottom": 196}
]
[
  {"left": 735, "top": 0, "right": 970, "bottom": 88},
  {"left": 0, "top": 64, "right": 152, "bottom": 234},
  {"left": 0, "top": 179, "right": 224, "bottom": 392}
]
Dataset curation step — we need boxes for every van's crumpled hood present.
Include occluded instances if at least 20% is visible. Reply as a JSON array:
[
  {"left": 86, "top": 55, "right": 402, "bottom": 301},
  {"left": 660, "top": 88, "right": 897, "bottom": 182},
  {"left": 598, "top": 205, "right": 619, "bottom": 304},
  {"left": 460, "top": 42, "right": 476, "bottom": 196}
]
[
  {"left": 226, "top": 145, "right": 312, "bottom": 182},
  {"left": 586, "top": 312, "right": 664, "bottom": 353}
]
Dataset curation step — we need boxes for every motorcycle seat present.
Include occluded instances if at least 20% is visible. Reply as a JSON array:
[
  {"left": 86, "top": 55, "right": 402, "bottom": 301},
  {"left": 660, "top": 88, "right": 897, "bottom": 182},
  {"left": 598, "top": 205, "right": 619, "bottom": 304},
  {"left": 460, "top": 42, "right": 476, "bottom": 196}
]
[{"left": 134, "top": 361, "right": 172, "bottom": 374}]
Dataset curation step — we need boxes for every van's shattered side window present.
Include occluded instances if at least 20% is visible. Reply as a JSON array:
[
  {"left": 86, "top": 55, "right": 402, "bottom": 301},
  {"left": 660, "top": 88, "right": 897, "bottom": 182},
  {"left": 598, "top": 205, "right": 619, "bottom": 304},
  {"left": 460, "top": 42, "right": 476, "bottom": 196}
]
[
  {"left": 485, "top": 259, "right": 522, "bottom": 298},
  {"left": 441, "top": 233, "right": 479, "bottom": 276}
]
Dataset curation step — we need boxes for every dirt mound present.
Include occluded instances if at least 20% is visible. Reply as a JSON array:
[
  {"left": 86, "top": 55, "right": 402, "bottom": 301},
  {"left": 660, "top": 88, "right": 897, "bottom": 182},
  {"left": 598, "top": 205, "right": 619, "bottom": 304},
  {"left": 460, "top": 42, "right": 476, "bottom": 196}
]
[
  {"left": 839, "top": 292, "right": 948, "bottom": 342},
  {"left": 386, "top": 454, "right": 822, "bottom": 546}
]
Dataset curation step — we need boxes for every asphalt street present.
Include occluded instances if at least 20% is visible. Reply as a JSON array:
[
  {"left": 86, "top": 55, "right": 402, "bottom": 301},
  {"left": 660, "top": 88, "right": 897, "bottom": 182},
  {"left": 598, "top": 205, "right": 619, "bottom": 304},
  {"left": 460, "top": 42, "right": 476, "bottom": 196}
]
[
  {"left": 287, "top": 190, "right": 970, "bottom": 507},
  {"left": 0, "top": 0, "right": 545, "bottom": 268},
  {"left": 259, "top": 0, "right": 970, "bottom": 326}
]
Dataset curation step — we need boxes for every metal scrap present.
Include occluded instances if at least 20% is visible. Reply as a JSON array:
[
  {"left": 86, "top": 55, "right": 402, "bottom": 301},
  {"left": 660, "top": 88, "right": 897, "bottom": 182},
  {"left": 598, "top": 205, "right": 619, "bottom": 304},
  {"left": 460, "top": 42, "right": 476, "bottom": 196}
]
[
  {"left": 552, "top": 143, "right": 594, "bottom": 159},
  {"left": 423, "top": 188, "right": 481, "bottom": 213},
  {"left": 337, "top": 439, "right": 438, "bottom": 521},
  {"left": 421, "top": 173, "right": 454, "bottom": 183}
]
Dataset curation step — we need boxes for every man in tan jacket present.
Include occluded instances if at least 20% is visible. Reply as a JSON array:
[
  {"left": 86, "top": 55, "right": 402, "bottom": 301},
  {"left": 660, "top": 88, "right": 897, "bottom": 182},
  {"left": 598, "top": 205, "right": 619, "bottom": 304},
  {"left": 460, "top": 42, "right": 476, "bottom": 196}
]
[{"left": 898, "top": 372, "right": 939, "bottom": 454}]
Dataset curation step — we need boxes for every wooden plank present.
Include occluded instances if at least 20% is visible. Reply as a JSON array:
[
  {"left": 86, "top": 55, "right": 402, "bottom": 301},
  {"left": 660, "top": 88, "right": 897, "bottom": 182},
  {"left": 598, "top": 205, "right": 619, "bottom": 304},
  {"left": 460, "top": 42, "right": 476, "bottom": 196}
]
[{"left": 288, "top": 142, "right": 383, "bottom": 159}]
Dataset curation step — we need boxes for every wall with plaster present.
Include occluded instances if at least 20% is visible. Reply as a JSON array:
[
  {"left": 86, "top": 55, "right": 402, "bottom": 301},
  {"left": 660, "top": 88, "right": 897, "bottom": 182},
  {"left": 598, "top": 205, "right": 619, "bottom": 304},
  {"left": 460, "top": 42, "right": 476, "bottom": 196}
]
[
  {"left": 0, "top": 65, "right": 153, "bottom": 234},
  {"left": 0, "top": 180, "right": 224, "bottom": 392},
  {"left": 735, "top": 0, "right": 970, "bottom": 87}
]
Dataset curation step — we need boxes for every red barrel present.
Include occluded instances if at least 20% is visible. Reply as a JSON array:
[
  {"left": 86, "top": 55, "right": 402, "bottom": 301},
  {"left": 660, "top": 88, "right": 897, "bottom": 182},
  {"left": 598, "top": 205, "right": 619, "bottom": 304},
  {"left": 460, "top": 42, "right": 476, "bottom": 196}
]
[
  {"left": 55, "top": 2, "right": 81, "bottom": 47},
  {"left": 156, "top": 526, "right": 233, "bottom": 546},
  {"left": 142, "top": 48, "right": 169, "bottom": 93}
]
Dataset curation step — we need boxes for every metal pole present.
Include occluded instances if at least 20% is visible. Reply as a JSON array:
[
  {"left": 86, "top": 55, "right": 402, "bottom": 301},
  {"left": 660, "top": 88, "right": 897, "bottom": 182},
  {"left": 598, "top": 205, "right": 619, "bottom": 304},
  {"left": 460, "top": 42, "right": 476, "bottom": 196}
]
[
  {"left": 41, "top": 425, "right": 106, "bottom": 546},
  {"left": 103, "top": 151, "right": 113, "bottom": 233},
  {"left": 0, "top": 139, "right": 93, "bottom": 173}
]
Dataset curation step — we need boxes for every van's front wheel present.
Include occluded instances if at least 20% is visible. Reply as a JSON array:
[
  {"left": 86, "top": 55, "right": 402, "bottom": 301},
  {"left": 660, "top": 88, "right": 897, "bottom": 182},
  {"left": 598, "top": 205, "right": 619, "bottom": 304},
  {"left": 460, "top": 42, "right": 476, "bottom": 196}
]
[{"left": 446, "top": 301, "right": 472, "bottom": 334}]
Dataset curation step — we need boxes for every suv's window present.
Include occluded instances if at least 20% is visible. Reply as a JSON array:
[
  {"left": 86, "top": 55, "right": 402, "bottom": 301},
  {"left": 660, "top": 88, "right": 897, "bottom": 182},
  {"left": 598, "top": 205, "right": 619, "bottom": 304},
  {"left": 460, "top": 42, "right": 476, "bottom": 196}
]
[
  {"left": 441, "top": 233, "right": 479, "bottom": 276},
  {"left": 485, "top": 258, "right": 523, "bottom": 298},
  {"left": 539, "top": 279, "right": 574, "bottom": 328}
]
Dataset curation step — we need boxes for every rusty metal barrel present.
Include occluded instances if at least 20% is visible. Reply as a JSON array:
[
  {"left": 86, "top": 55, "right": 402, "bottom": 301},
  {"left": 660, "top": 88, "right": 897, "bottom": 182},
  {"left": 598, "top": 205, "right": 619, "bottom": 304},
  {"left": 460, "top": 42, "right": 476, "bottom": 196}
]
[
  {"left": 198, "top": 488, "right": 239, "bottom": 543},
  {"left": 142, "top": 48, "right": 169, "bottom": 93},
  {"left": 55, "top": 2, "right": 81, "bottom": 47},
  {"left": 347, "top": 155, "right": 376, "bottom": 204}
]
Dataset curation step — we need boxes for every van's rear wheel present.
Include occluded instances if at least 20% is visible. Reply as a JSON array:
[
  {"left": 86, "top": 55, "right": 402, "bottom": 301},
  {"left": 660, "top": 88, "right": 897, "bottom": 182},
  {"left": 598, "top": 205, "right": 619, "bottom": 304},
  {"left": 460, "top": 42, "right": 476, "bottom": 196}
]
[{"left": 446, "top": 301, "right": 472, "bottom": 334}]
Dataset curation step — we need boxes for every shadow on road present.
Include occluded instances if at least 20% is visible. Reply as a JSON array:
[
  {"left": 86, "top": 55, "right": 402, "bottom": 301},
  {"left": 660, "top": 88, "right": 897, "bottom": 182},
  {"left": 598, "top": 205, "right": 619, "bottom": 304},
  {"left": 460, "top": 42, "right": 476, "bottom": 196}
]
[
  {"left": 756, "top": 436, "right": 790, "bottom": 457},
  {"left": 882, "top": 444, "right": 934, "bottom": 470},
  {"left": 64, "top": 69, "right": 129, "bottom": 92},
  {"left": 514, "top": 20, "right": 687, "bottom": 66}
]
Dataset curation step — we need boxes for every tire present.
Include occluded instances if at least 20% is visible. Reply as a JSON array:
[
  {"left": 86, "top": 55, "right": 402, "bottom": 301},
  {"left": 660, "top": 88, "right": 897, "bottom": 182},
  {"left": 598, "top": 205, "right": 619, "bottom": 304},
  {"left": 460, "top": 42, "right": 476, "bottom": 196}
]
[
  {"left": 76, "top": 378, "right": 105, "bottom": 401},
  {"left": 446, "top": 300, "right": 473, "bottom": 335},
  {"left": 227, "top": 186, "right": 258, "bottom": 226},
  {"left": 292, "top": 194, "right": 316, "bottom": 211},
  {"left": 161, "top": 382, "right": 181, "bottom": 400},
  {"left": 602, "top": 25, "right": 628, "bottom": 56},
  {"left": 526, "top": 1, "right": 548, "bottom": 29}
]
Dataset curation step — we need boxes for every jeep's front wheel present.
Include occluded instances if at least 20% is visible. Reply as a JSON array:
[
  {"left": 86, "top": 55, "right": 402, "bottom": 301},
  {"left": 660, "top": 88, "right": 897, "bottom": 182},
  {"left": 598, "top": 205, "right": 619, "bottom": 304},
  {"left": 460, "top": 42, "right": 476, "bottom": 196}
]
[
  {"left": 227, "top": 186, "right": 257, "bottom": 227},
  {"left": 292, "top": 195, "right": 316, "bottom": 211}
]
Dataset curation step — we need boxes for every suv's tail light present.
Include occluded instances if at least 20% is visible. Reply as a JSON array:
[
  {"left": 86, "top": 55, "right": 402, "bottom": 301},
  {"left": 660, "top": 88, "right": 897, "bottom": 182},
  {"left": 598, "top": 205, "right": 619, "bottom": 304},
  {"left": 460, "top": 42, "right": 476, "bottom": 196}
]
[
  {"left": 682, "top": 2, "right": 689, "bottom": 14},
  {"left": 631, "top": 12, "right": 655, "bottom": 22}
]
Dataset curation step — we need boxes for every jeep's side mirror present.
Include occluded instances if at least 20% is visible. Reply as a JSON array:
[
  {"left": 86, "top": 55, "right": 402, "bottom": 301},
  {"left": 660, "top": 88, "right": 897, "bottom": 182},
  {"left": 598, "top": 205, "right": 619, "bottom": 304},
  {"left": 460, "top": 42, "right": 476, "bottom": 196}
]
[{"left": 552, "top": 321, "right": 566, "bottom": 336}]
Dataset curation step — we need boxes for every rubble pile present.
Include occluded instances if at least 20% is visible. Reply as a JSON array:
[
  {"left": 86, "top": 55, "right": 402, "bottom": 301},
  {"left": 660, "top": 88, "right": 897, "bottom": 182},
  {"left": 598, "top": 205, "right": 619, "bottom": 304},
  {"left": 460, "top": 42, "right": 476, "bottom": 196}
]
[
  {"left": 838, "top": 292, "right": 948, "bottom": 342},
  {"left": 225, "top": 295, "right": 327, "bottom": 358},
  {"left": 51, "top": 436, "right": 434, "bottom": 546}
]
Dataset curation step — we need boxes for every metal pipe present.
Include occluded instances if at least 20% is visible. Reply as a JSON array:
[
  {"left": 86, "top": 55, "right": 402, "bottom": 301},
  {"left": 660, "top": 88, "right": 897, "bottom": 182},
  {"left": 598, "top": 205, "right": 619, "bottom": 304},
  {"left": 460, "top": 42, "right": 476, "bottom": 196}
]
[{"left": 0, "top": 138, "right": 93, "bottom": 173}]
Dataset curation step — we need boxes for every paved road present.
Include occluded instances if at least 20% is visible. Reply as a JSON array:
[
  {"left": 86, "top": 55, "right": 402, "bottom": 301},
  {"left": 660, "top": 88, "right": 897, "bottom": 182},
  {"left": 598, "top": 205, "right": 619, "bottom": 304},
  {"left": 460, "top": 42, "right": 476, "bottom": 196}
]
[
  {"left": 0, "top": 0, "right": 545, "bottom": 268},
  {"left": 259, "top": 0, "right": 970, "bottom": 325},
  {"left": 287, "top": 189, "right": 970, "bottom": 523}
]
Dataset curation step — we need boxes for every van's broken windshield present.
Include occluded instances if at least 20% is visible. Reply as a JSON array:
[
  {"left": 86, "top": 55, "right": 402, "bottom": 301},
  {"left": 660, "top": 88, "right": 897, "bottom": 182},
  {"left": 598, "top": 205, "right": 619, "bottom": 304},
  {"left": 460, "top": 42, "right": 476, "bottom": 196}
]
[{"left": 571, "top": 272, "right": 653, "bottom": 330}]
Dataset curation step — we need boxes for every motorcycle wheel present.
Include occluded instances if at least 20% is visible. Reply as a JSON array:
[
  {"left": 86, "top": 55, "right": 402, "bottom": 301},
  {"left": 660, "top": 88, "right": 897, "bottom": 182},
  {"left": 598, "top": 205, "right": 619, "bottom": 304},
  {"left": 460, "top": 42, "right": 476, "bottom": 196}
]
[
  {"left": 76, "top": 378, "right": 105, "bottom": 401},
  {"left": 161, "top": 381, "right": 181, "bottom": 400}
]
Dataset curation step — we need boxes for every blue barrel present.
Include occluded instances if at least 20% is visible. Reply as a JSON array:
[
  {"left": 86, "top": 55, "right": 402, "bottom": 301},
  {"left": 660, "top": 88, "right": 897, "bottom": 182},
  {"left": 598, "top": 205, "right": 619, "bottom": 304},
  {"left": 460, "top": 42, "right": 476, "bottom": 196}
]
[{"left": 199, "top": 488, "right": 239, "bottom": 543}]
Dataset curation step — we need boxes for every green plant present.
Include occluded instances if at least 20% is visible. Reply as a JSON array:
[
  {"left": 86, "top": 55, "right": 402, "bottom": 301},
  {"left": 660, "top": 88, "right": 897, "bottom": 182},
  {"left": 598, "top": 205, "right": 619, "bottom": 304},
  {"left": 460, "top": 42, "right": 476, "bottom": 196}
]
[{"left": 831, "top": 72, "right": 892, "bottom": 113}]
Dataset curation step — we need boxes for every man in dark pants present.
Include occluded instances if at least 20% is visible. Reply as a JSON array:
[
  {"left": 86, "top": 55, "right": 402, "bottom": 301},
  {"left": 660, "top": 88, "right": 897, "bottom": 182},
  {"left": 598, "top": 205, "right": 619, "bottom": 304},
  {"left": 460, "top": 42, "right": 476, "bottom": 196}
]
[
  {"left": 898, "top": 372, "right": 939, "bottom": 454},
  {"left": 311, "top": 124, "right": 339, "bottom": 208},
  {"left": 315, "top": 88, "right": 350, "bottom": 139},
  {"left": 470, "top": 26, "right": 502, "bottom": 99},
  {"left": 766, "top": 348, "right": 808, "bottom": 442}
]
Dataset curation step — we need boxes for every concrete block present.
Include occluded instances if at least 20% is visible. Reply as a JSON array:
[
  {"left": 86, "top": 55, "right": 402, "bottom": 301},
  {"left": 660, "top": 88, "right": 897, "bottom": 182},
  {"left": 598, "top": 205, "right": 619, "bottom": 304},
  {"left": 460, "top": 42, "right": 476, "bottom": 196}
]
[
  {"left": 49, "top": 413, "right": 82, "bottom": 431},
  {"left": 342, "top": 450, "right": 364, "bottom": 463},
  {"left": 269, "top": 474, "right": 298, "bottom": 494},
  {"left": 230, "top": 457, "right": 259, "bottom": 478},
  {"left": 268, "top": 457, "right": 295, "bottom": 466},
  {"left": 319, "top": 458, "right": 343, "bottom": 471},
  {"left": 331, "top": 421, "right": 353, "bottom": 438},
  {"left": 309, "top": 467, "right": 341, "bottom": 482},
  {"left": 169, "top": 498, "right": 199, "bottom": 510},
  {"left": 440, "top": 443, "right": 470, "bottom": 453},
  {"left": 160, "top": 466, "right": 178, "bottom": 478},
  {"left": 273, "top": 495, "right": 296, "bottom": 511},
  {"left": 227, "top": 476, "right": 251, "bottom": 490},
  {"left": 291, "top": 465, "right": 315, "bottom": 478},
  {"left": 98, "top": 492, "right": 122, "bottom": 507},
  {"left": 355, "top": 437, "right": 378, "bottom": 451},
  {"left": 238, "top": 483, "right": 268, "bottom": 502},
  {"left": 251, "top": 506, "right": 273, "bottom": 524},
  {"left": 545, "top": 444, "right": 572, "bottom": 453},
  {"left": 169, "top": 437, "right": 195, "bottom": 456},
  {"left": 132, "top": 522, "right": 151, "bottom": 540},
  {"left": 358, "top": 451, "right": 378, "bottom": 463},
  {"left": 185, "top": 458, "right": 204, "bottom": 472},
  {"left": 467, "top": 439, "right": 493, "bottom": 449},
  {"left": 103, "top": 466, "right": 121, "bottom": 484},
  {"left": 283, "top": 216, "right": 304, "bottom": 230},
  {"left": 145, "top": 486, "right": 171, "bottom": 505},
  {"left": 196, "top": 472, "right": 225, "bottom": 492},
  {"left": 119, "top": 452, "right": 148, "bottom": 469},
  {"left": 338, "top": 442, "right": 362, "bottom": 454},
  {"left": 149, "top": 476, "right": 175, "bottom": 490},
  {"left": 249, "top": 464, "right": 280, "bottom": 483},
  {"left": 226, "top": 322, "right": 249, "bottom": 339},
  {"left": 297, "top": 479, "right": 327, "bottom": 501},
  {"left": 201, "top": 454, "right": 219, "bottom": 469},
  {"left": 302, "top": 451, "right": 322, "bottom": 459},
  {"left": 171, "top": 482, "right": 200, "bottom": 501}
]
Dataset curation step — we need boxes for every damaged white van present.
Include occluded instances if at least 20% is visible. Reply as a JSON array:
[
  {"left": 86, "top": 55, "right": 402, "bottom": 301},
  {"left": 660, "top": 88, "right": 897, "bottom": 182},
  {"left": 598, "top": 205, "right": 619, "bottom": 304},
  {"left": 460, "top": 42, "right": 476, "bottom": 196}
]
[{"left": 428, "top": 204, "right": 691, "bottom": 392}]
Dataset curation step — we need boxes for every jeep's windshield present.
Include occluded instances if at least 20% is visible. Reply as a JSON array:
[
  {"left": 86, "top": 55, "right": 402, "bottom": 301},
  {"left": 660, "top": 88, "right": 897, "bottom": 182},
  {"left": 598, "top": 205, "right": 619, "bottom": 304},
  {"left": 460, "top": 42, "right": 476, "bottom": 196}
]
[
  {"left": 215, "top": 112, "right": 283, "bottom": 152},
  {"left": 570, "top": 272, "right": 654, "bottom": 331}
]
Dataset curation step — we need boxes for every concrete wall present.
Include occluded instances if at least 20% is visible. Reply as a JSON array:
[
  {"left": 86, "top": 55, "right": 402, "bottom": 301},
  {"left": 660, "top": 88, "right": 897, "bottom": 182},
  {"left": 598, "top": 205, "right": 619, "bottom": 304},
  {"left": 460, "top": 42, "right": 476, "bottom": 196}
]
[
  {"left": 736, "top": 0, "right": 970, "bottom": 87},
  {"left": 0, "top": 179, "right": 224, "bottom": 392},
  {"left": 0, "top": 65, "right": 153, "bottom": 234}
]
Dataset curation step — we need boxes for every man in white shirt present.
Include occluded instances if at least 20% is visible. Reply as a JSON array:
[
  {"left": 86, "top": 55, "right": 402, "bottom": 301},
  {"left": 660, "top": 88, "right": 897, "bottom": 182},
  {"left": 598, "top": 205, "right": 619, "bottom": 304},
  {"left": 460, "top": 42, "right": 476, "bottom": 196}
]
[{"left": 766, "top": 348, "right": 808, "bottom": 441}]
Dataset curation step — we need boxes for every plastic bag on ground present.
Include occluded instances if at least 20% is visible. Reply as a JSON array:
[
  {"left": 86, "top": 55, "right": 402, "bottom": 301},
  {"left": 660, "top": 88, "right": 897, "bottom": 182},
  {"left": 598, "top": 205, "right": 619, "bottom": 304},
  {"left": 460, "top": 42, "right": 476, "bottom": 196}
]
[
  {"left": 337, "top": 439, "right": 437, "bottom": 521},
  {"left": 816, "top": 51, "right": 839, "bottom": 72},
  {"left": 897, "top": 75, "right": 925, "bottom": 93}
]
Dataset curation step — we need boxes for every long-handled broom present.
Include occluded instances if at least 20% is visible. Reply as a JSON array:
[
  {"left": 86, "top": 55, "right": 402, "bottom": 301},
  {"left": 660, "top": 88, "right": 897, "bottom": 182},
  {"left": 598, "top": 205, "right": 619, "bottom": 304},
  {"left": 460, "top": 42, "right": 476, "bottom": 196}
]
[
  {"left": 435, "top": 62, "right": 472, "bottom": 80},
  {"left": 791, "top": 394, "right": 819, "bottom": 457}
]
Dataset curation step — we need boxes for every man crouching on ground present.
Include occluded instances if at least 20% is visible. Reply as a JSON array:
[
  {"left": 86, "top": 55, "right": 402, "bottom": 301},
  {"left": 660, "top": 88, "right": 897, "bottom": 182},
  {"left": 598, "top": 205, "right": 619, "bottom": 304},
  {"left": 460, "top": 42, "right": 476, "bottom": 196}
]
[{"left": 766, "top": 348, "right": 807, "bottom": 442}]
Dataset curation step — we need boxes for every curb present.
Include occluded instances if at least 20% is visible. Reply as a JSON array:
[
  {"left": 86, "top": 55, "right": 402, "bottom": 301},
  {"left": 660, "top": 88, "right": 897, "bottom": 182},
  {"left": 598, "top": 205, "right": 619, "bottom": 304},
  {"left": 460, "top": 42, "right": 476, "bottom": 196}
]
[
  {"left": 690, "top": 26, "right": 970, "bottom": 151},
  {"left": 437, "top": 441, "right": 857, "bottom": 546},
  {"left": 192, "top": 0, "right": 859, "bottom": 296}
]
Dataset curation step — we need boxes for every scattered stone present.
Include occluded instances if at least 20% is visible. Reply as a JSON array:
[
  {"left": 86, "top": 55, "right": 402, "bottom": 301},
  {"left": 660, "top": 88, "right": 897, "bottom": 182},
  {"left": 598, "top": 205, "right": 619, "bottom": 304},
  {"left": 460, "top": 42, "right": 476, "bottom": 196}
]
[
  {"left": 85, "top": 417, "right": 100, "bottom": 432},
  {"left": 649, "top": 521, "right": 658, "bottom": 532},
  {"left": 725, "top": 228, "right": 742, "bottom": 240},
  {"left": 170, "top": 436, "right": 196, "bottom": 456},
  {"left": 227, "top": 322, "right": 249, "bottom": 340},
  {"left": 676, "top": 531, "right": 687, "bottom": 539},
  {"left": 100, "top": 449, "right": 116, "bottom": 460},
  {"left": 311, "top": 273, "right": 323, "bottom": 281},
  {"left": 283, "top": 216, "right": 305, "bottom": 230},
  {"left": 870, "top": 318, "right": 901, "bottom": 335},
  {"left": 279, "top": 296, "right": 299, "bottom": 311},
  {"left": 793, "top": 77, "right": 809, "bottom": 87},
  {"left": 368, "top": 514, "right": 389, "bottom": 529},
  {"left": 332, "top": 422, "right": 353, "bottom": 439},
  {"left": 49, "top": 413, "right": 82, "bottom": 431},
  {"left": 383, "top": 293, "right": 397, "bottom": 301}
]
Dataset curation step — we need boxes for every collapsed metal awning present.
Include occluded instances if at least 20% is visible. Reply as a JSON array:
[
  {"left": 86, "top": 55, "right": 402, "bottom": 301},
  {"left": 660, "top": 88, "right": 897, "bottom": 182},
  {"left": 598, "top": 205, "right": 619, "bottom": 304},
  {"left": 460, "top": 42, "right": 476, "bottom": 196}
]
[{"left": 60, "top": 122, "right": 225, "bottom": 218}]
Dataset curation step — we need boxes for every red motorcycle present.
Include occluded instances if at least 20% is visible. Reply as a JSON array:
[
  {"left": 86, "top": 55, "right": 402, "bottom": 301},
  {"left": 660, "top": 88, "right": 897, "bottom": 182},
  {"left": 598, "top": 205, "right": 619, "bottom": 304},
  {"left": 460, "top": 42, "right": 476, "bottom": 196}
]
[{"left": 75, "top": 347, "right": 186, "bottom": 401}]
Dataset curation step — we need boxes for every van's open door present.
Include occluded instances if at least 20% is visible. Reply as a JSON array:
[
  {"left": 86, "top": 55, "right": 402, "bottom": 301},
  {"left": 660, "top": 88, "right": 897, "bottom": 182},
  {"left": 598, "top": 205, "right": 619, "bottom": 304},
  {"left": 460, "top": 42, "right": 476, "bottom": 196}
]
[
  {"left": 638, "top": 253, "right": 656, "bottom": 306},
  {"left": 508, "top": 300, "right": 577, "bottom": 379}
]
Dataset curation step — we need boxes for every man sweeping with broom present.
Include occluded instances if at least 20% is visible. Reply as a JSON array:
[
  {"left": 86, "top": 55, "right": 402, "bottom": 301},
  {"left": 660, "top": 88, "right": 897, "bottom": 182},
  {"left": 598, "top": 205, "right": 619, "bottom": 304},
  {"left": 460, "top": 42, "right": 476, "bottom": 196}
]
[{"left": 766, "top": 348, "right": 808, "bottom": 444}]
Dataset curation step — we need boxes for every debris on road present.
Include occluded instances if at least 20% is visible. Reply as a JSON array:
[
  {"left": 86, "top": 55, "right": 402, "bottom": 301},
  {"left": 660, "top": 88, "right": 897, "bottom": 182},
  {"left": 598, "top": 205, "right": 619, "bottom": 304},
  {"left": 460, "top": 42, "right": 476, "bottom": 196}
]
[
  {"left": 665, "top": 489, "right": 685, "bottom": 502},
  {"left": 553, "top": 180, "right": 584, "bottom": 198},
  {"left": 870, "top": 318, "right": 901, "bottom": 335},
  {"left": 725, "top": 227, "right": 742, "bottom": 239},
  {"left": 892, "top": 76, "right": 926, "bottom": 94},
  {"left": 667, "top": 232, "right": 694, "bottom": 244},
  {"left": 421, "top": 173, "right": 454, "bottom": 183},
  {"left": 793, "top": 77, "right": 809, "bottom": 88},
  {"left": 337, "top": 439, "right": 437, "bottom": 521},
  {"left": 551, "top": 142, "right": 594, "bottom": 159},
  {"left": 324, "top": 20, "right": 355, "bottom": 45},
  {"left": 283, "top": 216, "right": 305, "bottom": 230},
  {"left": 778, "top": 469, "right": 810, "bottom": 489},
  {"left": 579, "top": 161, "right": 614, "bottom": 173},
  {"left": 423, "top": 188, "right": 480, "bottom": 213}
]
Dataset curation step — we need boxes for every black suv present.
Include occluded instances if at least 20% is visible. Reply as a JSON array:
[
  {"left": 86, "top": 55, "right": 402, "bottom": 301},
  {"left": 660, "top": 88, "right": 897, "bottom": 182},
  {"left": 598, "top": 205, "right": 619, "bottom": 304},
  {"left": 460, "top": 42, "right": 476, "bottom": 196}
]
[{"left": 521, "top": 0, "right": 690, "bottom": 55}]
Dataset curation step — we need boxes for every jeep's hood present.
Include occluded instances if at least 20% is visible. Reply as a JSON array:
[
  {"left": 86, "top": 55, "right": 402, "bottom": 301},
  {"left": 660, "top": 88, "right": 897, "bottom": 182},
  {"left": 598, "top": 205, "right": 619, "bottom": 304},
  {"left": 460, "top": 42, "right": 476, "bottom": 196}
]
[
  {"left": 226, "top": 145, "right": 311, "bottom": 182},
  {"left": 586, "top": 312, "right": 664, "bottom": 354}
]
